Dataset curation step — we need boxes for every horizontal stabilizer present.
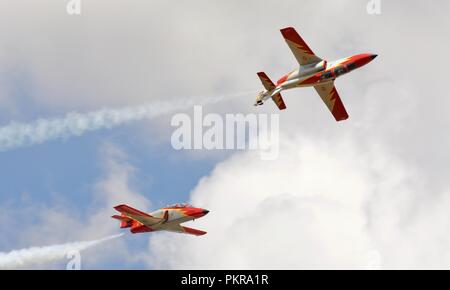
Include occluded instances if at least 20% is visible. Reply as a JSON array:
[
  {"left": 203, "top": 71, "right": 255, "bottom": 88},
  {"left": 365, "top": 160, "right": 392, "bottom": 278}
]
[
  {"left": 111, "top": 214, "right": 134, "bottom": 229},
  {"left": 257, "top": 72, "right": 286, "bottom": 110},
  {"left": 257, "top": 72, "right": 276, "bottom": 91},
  {"left": 272, "top": 93, "right": 287, "bottom": 110},
  {"left": 111, "top": 215, "right": 133, "bottom": 222}
]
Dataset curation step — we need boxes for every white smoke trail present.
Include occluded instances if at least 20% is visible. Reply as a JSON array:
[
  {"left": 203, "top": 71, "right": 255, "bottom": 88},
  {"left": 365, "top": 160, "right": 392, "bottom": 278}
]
[
  {"left": 0, "top": 233, "right": 124, "bottom": 269},
  {"left": 0, "top": 91, "right": 254, "bottom": 151}
]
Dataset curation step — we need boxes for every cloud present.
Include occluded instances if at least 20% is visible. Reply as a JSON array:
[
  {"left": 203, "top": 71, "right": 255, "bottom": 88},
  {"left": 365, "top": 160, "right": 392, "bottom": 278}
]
[
  {"left": 146, "top": 133, "right": 450, "bottom": 269},
  {"left": 0, "top": 0, "right": 449, "bottom": 269},
  {"left": 1, "top": 0, "right": 449, "bottom": 172},
  {"left": 0, "top": 233, "right": 123, "bottom": 269},
  {"left": 0, "top": 0, "right": 387, "bottom": 112},
  {"left": 1, "top": 0, "right": 447, "bottom": 175},
  {"left": 146, "top": 136, "right": 379, "bottom": 269},
  {"left": 0, "top": 1, "right": 261, "bottom": 112}
]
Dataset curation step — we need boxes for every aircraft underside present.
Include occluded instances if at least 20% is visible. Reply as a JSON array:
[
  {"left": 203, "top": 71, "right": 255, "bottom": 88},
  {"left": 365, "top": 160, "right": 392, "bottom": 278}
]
[{"left": 255, "top": 27, "right": 377, "bottom": 121}]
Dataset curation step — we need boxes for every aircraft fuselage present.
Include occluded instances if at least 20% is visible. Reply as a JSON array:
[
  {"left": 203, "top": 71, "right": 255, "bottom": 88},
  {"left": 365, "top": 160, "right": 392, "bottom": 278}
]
[
  {"left": 149, "top": 207, "right": 208, "bottom": 230},
  {"left": 112, "top": 204, "right": 209, "bottom": 235},
  {"left": 257, "top": 53, "right": 377, "bottom": 103}
]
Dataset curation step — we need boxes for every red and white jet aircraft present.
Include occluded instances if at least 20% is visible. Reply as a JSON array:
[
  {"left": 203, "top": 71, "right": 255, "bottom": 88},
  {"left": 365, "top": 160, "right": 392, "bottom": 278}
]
[
  {"left": 255, "top": 27, "right": 377, "bottom": 121},
  {"left": 112, "top": 204, "right": 209, "bottom": 236}
]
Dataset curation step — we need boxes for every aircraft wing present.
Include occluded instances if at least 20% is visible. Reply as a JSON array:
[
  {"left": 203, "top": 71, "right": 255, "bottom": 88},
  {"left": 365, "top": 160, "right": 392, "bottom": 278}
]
[
  {"left": 313, "top": 81, "right": 349, "bottom": 121},
  {"left": 113, "top": 204, "right": 163, "bottom": 226},
  {"left": 280, "top": 27, "right": 322, "bottom": 66},
  {"left": 163, "top": 224, "right": 207, "bottom": 236}
]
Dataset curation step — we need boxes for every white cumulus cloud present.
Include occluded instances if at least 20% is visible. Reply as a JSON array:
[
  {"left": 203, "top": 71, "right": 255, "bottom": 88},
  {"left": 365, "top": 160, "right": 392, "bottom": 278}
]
[{"left": 146, "top": 134, "right": 450, "bottom": 269}]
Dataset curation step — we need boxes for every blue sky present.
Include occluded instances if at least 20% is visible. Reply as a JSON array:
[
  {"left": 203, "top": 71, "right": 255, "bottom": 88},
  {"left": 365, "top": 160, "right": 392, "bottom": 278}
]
[
  {"left": 0, "top": 124, "right": 221, "bottom": 207},
  {"left": 0, "top": 114, "right": 228, "bottom": 269}
]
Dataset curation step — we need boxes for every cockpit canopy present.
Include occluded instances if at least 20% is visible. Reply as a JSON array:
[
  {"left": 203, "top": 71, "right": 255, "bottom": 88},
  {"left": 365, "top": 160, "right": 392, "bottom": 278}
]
[
  {"left": 333, "top": 65, "right": 348, "bottom": 77},
  {"left": 166, "top": 203, "right": 193, "bottom": 208}
]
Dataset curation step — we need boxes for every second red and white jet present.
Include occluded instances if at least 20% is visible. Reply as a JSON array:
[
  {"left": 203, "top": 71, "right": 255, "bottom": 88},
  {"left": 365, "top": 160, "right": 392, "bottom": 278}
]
[
  {"left": 112, "top": 203, "right": 209, "bottom": 236},
  {"left": 255, "top": 27, "right": 377, "bottom": 121}
]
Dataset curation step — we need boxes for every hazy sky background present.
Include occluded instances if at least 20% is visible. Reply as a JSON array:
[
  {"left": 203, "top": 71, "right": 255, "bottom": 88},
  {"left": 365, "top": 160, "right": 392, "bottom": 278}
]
[{"left": 0, "top": 0, "right": 449, "bottom": 269}]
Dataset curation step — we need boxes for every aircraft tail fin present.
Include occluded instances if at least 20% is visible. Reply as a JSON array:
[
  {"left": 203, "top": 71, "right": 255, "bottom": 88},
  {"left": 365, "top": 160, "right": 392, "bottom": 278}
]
[
  {"left": 163, "top": 210, "right": 169, "bottom": 223},
  {"left": 111, "top": 214, "right": 133, "bottom": 228}
]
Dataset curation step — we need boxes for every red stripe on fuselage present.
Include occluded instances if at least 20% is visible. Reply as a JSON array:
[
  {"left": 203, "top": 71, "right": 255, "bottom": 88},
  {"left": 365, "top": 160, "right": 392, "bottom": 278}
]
[
  {"left": 277, "top": 74, "right": 289, "bottom": 86},
  {"left": 130, "top": 222, "right": 153, "bottom": 234}
]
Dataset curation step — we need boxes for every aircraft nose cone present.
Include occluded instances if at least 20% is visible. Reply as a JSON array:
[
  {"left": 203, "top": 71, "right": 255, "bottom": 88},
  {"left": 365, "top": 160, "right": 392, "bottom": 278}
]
[
  {"left": 371, "top": 54, "right": 378, "bottom": 60},
  {"left": 202, "top": 209, "right": 210, "bottom": 215}
]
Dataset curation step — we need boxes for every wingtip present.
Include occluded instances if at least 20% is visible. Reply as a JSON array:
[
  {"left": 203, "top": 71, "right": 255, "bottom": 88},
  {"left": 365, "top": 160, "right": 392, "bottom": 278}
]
[
  {"left": 336, "top": 115, "right": 349, "bottom": 122},
  {"left": 113, "top": 204, "right": 126, "bottom": 210},
  {"left": 256, "top": 71, "right": 266, "bottom": 77},
  {"left": 195, "top": 230, "right": 207, "bottom": 236},
  {"left": 280, "top": 26, "right": 294, "bottom": 32},
  {"left": 182, "top": 226, "right": 207, "bottom": 236},
  {"left": 280, "top": 27, "right": 296, "bottom": 36}
]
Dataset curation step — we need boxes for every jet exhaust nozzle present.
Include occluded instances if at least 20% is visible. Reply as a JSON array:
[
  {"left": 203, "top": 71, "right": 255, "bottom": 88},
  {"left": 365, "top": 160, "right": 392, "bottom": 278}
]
[{"left": 255, "top": 91, "right": 267, "bottom": 106}]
